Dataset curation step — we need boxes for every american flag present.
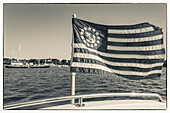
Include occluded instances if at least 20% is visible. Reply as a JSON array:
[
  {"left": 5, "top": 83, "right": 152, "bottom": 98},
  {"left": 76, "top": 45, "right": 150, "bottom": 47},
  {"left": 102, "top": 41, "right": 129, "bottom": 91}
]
[{"left": 70, "top": 18, "right": 165, "bottom": 80}]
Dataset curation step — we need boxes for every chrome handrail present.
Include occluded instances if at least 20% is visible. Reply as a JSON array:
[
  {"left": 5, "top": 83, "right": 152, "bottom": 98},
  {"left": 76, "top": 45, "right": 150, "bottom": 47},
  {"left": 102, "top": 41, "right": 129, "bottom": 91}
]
[{"left": 4, "top": 93, "right": 164, "bottom": 110}]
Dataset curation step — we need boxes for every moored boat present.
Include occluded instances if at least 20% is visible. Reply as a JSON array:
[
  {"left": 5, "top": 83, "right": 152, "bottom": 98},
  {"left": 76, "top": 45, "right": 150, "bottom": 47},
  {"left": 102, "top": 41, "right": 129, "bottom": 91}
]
[
  {"left": 5, "top": 62, "right": 29, "bottom": 68},
  {"left": 5, "top": 65, "right": 28, "bottom": 68},
  {"left": 30, "top": 64, "right": 50, "bottom": 68}
]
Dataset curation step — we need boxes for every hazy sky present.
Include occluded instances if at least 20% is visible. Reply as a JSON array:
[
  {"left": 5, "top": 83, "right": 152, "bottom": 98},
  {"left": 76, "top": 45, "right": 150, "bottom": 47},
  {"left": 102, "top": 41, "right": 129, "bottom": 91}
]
[{"left": 4, "top": 4, "right": 166, "bottom": 60}]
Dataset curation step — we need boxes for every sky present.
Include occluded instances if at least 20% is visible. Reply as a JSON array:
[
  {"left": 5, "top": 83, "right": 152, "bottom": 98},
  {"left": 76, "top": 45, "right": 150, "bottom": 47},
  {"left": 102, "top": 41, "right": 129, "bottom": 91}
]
[{"left": 4, "top": 3, "right": 166, "bottom": 60}]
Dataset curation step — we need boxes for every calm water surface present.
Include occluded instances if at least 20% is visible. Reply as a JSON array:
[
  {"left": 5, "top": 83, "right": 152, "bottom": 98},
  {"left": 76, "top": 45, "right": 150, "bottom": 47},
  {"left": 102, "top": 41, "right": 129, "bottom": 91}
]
[{"left": 4, "top": 67, "right": 167, "bottom": 109}]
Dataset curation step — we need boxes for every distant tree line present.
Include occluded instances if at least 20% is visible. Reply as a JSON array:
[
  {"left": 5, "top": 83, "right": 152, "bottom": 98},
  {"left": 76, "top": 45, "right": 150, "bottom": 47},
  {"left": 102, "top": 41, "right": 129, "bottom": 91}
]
[{"left": 3, "top": 58, "right": 71, "bottom": 66}]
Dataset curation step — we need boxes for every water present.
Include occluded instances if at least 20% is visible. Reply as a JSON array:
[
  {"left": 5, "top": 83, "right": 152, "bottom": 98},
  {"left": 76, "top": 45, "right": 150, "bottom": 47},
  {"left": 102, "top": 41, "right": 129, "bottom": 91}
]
[{"left": 4, "top": 67, "right": 167, "bottom": 109}]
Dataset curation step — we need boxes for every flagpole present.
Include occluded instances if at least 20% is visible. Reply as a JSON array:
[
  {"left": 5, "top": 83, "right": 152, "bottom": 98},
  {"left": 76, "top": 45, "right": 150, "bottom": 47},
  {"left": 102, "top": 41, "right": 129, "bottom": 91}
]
[{"left": 71, "top": 14, "right": 76, "bottom": 104}]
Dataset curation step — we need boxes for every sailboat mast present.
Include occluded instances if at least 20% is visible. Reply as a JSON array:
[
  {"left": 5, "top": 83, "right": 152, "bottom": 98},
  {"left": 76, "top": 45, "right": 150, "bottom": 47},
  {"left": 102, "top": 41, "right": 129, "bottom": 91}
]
[
  {"left": 45, "top": 52, "right": 46, "bottom": 64},
  {"left": 18, "top": 44, "right": 21, "bottom": 60},
  {"left": 12, "top": 51, "right": 14, "bottom": 63}
]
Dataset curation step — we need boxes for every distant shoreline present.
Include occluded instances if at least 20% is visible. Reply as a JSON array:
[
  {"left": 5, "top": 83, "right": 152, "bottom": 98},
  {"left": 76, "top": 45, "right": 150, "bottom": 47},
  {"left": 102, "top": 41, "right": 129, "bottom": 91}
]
[{"left": 3, "top": 58, "right": 71, "bottom": 66}]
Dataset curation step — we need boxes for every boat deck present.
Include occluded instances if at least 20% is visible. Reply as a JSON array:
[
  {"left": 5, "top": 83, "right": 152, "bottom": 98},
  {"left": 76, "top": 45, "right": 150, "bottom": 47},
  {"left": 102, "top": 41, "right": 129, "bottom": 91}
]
[
  {"left": 4, "top": 93, "right": 166, "bottom": 110},
  {"left": 42, "top": 100, "right": 166, "bottom": 109}
]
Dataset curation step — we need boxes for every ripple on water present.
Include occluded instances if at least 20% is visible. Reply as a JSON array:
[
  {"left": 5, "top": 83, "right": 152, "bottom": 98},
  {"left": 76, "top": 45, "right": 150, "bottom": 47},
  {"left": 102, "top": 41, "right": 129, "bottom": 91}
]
[{"left": 3, "top": 67, "right": 167, "bottom": 106}]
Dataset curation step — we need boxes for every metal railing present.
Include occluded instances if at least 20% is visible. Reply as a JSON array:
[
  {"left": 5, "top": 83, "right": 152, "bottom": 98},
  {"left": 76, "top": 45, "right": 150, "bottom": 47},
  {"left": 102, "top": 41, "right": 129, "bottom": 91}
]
[{"left": 4, "top": 93, "right": 164, "bottom": 110}]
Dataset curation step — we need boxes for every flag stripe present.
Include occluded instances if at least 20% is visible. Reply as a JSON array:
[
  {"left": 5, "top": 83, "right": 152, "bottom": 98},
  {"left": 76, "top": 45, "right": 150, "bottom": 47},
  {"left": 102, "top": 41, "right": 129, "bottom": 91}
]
[
  {"left": 73, "top": 57, "right": 164, "bottom": 69},
  {"left": 74, "top": 43, "right": 165, "bottom": 59},
  {"left": 115, "top": 73, "right": 161, "bottom": 80},
  {"left": 70, "top": 67, "right": 161, "bottom": 80},
  {"left": 70, "top": 67, "right": 111, "bottom": 75},
  {"left": 75, "top": 47, "right": 164, "bottom": 56},
  {"left": 73, "top": 57, "right": 105, "bottom": 66},
  {"left": 108, "top": 34, "right": 162, "bottom": 42},
  {"left": 107, "top": 22, "right": 152, "bottom": 29},
  {"left": 108, "top": 27, "right": 154, "bottom": 34},
  {"left": 108, "top": 29, "right": 162, "bottom": 38},
  {"left": 106, "top": 64, "right": 162, "bottom": 72},
  {"left": 71, "top": 62, "right": 162, "bottom": 76},
  {"left": 74, "top": 53, "right": 165, "bottom": 67},
  {"left": 108, "top": 39, "right": 163, "bottom": 47},
  {"left": 72, "top": 62, "right": 112, "bottom": 73},
  {"left": 99, "top": 56, "right": 164, "bottom": 64},
  {"left": 107, "top": 45, "right": 164, "bottom": 51},
  {"left": 107, "top": 49, "right": 165, "bottom": 55},
  {"left": 74, "top": 51, "right": 165, "bottom": 60}
]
